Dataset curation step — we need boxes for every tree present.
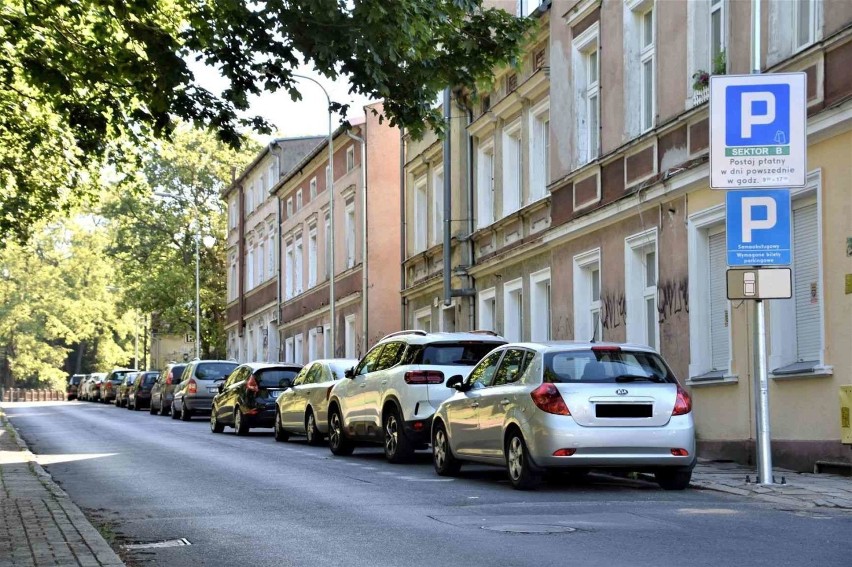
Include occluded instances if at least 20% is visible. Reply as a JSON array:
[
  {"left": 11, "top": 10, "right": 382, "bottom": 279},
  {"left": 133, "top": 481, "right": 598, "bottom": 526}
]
[
  {"left": 100, "top": 125, "right": 259, "bottom": 358},
  {"left": 1, "top": 0, "right": 534, "bottom": 243}
]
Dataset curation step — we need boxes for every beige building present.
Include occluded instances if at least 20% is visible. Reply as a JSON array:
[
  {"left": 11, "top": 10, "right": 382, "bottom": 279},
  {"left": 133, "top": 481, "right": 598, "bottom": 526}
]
[
  {"left": 274, "top": 103, "right": 401, "bottom": 363},
  {"left": 223, "top": 137, "right": 324, "bottom": 362},
  {"left": 402, "top": 0, "right": 852, "bottom": 472}
]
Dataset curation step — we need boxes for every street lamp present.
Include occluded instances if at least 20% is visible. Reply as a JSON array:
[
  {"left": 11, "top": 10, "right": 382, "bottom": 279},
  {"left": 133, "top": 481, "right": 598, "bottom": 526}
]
[{"left": 290, "top": 73, "right": 336, "bottom": 354}]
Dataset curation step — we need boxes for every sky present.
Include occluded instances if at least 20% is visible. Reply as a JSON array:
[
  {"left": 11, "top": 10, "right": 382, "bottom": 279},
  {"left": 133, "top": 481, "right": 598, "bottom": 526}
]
[{"left": 188, "top": 59, "right": 374, "bottom": 143}]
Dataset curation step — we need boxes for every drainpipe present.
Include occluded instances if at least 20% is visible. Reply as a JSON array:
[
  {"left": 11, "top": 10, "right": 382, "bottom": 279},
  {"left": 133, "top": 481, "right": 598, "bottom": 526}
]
[
  {"left": 465, "top": 107, "right": 476, "bottom": 331},
  {"left": 399, "top": 127, "right": 407, "bottom": 329},
  {"left": 275, "top": 154, "right": 282, "bottom": 362},
  {"left": 442, "top": 87, "right": 452, "bottom": 308},
  {"left": 346, "top": 129, "right": 367, "bottom": 349}
]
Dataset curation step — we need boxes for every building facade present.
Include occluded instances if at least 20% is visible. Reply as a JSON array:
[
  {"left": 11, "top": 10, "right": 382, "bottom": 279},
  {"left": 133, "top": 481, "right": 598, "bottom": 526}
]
[
  {"left": 402, "top": 0, "right": 852, "bottom": 471},
  {"left": 223, "top": 137, "right": 324, "bottom": 362},
  {"left": 274, "top": 103, "right": 401, "bottom": 363}
]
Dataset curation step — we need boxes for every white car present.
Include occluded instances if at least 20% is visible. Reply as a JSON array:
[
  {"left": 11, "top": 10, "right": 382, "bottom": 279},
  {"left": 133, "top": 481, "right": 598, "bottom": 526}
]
[
  {"left": 326, "top": 331, "right": 506, "bottom": 463},
  {"left": 432, "top": 342, "right": 696, "bottom": 490},
  {"left": 274, "top": 358, "right": 359, "bottom": 444}
]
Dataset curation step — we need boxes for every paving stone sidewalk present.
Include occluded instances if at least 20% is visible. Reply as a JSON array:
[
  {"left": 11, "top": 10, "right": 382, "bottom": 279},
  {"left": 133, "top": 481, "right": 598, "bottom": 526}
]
[
  {"left": 0, "top": 409, "right": 124, "bottom": 567},
  {"left": 686, "top": 459, "right": 852, "bottom": 511}
]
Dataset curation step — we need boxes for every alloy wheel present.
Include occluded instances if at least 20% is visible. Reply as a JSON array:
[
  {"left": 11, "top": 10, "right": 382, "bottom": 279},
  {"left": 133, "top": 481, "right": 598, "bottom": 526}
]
[
  {"left": 434, "top": 429, "right": 448, "bottom": 469},
  {"left": 329, "top": 412, "right": 342, "bottom": 449},
  {"left": 508, "top": 436, "right": 524, "bottom": 481},
  {"left": 384, "top": 415, "right": 399, "bottom": 457}
]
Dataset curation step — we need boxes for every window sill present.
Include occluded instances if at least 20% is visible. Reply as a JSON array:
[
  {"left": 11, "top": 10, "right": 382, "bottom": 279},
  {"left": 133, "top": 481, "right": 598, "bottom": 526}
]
[
  {"left": 686, "top": 372, "right": 739, "bottom": 387},
  {"left": 770, "top": 364, "right": 833, "bottom": 381}
]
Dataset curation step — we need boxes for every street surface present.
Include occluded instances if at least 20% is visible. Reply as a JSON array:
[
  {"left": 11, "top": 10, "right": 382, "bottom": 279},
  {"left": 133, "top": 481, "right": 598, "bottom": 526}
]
[{"left": 5, "top": 402, "right": 850, "bottom": 567}]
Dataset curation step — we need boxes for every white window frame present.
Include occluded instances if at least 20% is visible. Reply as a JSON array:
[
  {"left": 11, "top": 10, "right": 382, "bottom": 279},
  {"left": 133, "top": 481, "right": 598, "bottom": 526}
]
[
  {"left": 246, "top": 187, "right": 254, "bottom": 214},
  {"left": 625, "top": 229, "right": 659, "bottom": 350},
  {"left": 346, "top": 146, "right": 355, "bottom": 172},
  {"left": 247, "top": 247, "right": 255, "bottom": 290},
  {"left": 286, "top": 197, "right": 293, "bottom": 218},
  {"left": 295, "top": 189, "right": 303, "bottom": 211},
  {"left": 323, "top": 324, "right": 332, "bottom": 358},
  {"left": 257, "top": 241, "right": 265, "bottom": 283},
  {"left": 284, "top": 242, "right": 294, "bottom": 299},
  {"left": 413, "top": 307, "right": 432, "bottom": 333},
  {"left": 709, "top": 0, "right": 725, "bottom": 68},
  {"left": 294, "top": 234, "right": 303, "bottom": 295},
  {"left": 229, "top": 198, "right": 237, "bottom": 229},
  {"left": 344, "top": 314, "right": 357, "bottom": 358},
  {"left": 529, "top": 100, "right": 550, "bottom": 203},
  {"left": 794, "top": 0, "right": 818, "bottom": 51},
  {"left": 573, "top": 248, "right": 602, "bottom": 342},
  {"left": 345, "top": 201, "right": 356, "bottom": 269},
  {"left": 294, "top": 333, "right": 303, "bottom": 364},
  {"left": 639, "top": 5, "right": 656, "bottom": 132},
  {"left": 477, "top": 287, "right": 497, "bottom": 332},
  {"left": 476, "top": 139, "right": 495, "bottom": 228},
  {"left": 501, "top": 119, "right": 522, "bottom": 217},
  {"left": 573, "top": 23, "right": 600, "bottom": 166},
  {"left": 529, "top": 268, "right": 552, "bottom": 342},
  {"left": 413, "top": 175, "right": 428, "bottom": 252},
  {"left": 285, "top": 336, "right": 295, "bottom": 363},
  {"left": 687, "top": 205, "right": 732, "bottom": 379},
  {"left": 267, "top": 231, "right": 275, "bottom": 278},
  {"left": 323, "top": 211, "right": 331, "bottom": 279},
  {"left": 309, "top": 177, "right": 317, "bottom": 200},
  {"left": 502, "top": 277, "right": 524, "bottom": 343},
  {"left": 308, "top": 328, "right": 318, "bottom": 362},
  {"left": 308, "top": 227, "right": 318, "bottom": 287},
  {"left": 432, "top": 165, "right": 444, "bottom": 247}
]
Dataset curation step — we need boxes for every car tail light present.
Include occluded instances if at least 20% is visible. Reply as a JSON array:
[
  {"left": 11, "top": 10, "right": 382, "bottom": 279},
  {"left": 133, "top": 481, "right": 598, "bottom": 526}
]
[
  {"left": 671, "top": 448, "right": 689, "bottom": 456},
  {"left": 404, "top": 370, "right": 444, "bottom": 385},
  {"left": 246, "top": 375, "right": 259, "bottom": 393},
  {"left": 591, "top": 345, "right": 621, "bottom": 353},
  {"left": 672, "top": 385, "right": 692, "bottom": 416},
  {"left": 530, "top": 383, "right": 571, "bottom": 415},
  {"left": 553, "top": 448, "right": 576, "bottom": 456},
  {"left": 412, "top": 421, "right": 424, "bottom": 431},
  {"left": 187, "top": 379, "right": 197, "bottom": 394},
  {"left": 166, "top": 372, "right": 173, "bottom": 386}
]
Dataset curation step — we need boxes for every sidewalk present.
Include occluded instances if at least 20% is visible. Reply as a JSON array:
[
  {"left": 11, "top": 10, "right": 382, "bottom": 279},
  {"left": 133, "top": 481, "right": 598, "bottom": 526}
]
[{"left": 0, "top": 409, "right": 124, "bottom": 567}]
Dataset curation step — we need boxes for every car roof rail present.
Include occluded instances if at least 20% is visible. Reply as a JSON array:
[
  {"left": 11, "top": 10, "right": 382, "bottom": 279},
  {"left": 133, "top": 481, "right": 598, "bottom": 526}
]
[
  {"left": 379, "top": 329, "right": 428, "bottom": 342},
  {"left": 469, "top": 329, "right": 500, "bottom": 336}
]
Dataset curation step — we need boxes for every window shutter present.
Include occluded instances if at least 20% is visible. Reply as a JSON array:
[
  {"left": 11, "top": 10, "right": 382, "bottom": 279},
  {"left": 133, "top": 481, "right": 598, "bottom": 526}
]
[
  {"left": 708, "top": 232, "right": 729, "bottom": 371},
  {"left": 793, "top": 203, "right": 820, "bottom": 362}
]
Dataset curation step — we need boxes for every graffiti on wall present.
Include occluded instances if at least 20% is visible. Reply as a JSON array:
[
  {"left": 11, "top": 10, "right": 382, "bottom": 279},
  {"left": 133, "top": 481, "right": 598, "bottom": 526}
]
[
  {"left": 657, "top": 277, "right": 689, "bottom": 323},
  {"left": 600, "top": 290, "right": 627, "bottom": 330}
]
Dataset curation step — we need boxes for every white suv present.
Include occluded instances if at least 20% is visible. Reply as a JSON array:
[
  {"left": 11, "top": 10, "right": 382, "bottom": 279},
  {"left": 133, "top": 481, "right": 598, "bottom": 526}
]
[{"left": 327, "top": 331, "right": 506, "bottom": 462}]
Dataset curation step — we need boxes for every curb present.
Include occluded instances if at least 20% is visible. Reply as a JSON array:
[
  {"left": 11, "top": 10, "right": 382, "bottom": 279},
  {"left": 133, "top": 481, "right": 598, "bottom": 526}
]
[{"left": 0, "top": 407, "right": 126, "bottom": 566}]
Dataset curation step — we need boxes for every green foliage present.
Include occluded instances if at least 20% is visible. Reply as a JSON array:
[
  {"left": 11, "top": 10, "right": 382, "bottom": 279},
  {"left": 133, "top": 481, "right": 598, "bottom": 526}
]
[{"left": 1, "top": 0, "right": 534, "bottom": 243}]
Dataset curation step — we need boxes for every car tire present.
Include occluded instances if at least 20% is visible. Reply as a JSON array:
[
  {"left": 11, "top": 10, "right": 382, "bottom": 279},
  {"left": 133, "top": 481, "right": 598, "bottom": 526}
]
[
  {"left": 234, "top": 408, "right": 249, "bottom": 436},
  {"left": 210, "top": 411, "right": 224, "bottom": 433},
  {"left": 383, "top": 408, "right": 414, "bottom": 464},
  {"left": 180, "top": 403, "right": 192, "bottom": 421},
  {"left": 171, "top": 403, "right": 181, "bottom": 420},
  {"left": 149, "top": 403, "right": 156, "bottom": 415},
  {"left": 432, "top": 421, "right": 462, "bottom": 476},
  {"left": 305, "top": 410, "right": 323, "bottom": 446},
  {"left": 159, "top": 400, "right": 169, "bottom": 416},
  {"left": 328, "top": 407, "right": 355, "bottom": 456},
  {"left": 133, "top": 401, "right": 141, "bottom": 411},
  {"left": 274, "top": 410, "right": 289, "bottom": 442},
  {"left": 655, "top": 468, "right": 692, "bottom": 491},
  {"left": 506, "top": 431, "right": 541, "bottom": 490}
]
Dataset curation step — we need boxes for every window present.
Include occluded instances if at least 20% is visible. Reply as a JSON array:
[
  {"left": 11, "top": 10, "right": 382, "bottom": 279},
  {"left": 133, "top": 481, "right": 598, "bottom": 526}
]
[
  {"left": 310, "top": 177, "right": 317, "bottom": 199},
  {"left": 345, "top": 201, "right": 356, "bottom": 268},
  {"left": 257, "top": 242, "right": 265, "bottom": 282},
  {"left": 295, "top": 189, "right": 303, "bottom": 211},
  {"left": 710, "top": 0, "right": 725, "bottom": 68},
  {"left": 639, "top": 7, "right": 655, "bottom": 132},
  {"left": 267, "top": 232, "right": 275, "bottom": 277},
  {"left": 468, "top": 350, "right": 503, "bottom": 389},
  {"left": 530, "top": 269, "right": 551, "bottom": 341},
  {"left": 375, "top": 342, "right": 405, "bottom": 371},
  {"left": 229, "top": 198, "right": 237, "bottom": 229},
  {"left": 294, "top": 334, "right": 303, "bottom": 364},
  {"left": 285, "top": 337, "right": 294, "bottom": 363},
  {"left": 503, "top": 278, "right": 523, "bottom": 342},
  {"left": 324, "top": 212, "right": 331, "bottom": 279},
  {"left": 530, "top": 103, "right": 550, "bottom": 202},
  {"left": 573, "top": 249, "right": 601, "bottom": 342},
  {"left": 478, "top": 287, "right": 497, "bottom": 332},
  {"left": 228, "top": 254, "right": 237, "bottom": 301},
  {"left": 414, "top": 307, "right": 432, "bottom": 333},
  {"left": 267, "top": 163, "right": 275, "bottom": 191},
  {"left": 432, "top": 166, "right": 444, "bottom": 247},
  {"left": 476, "top": 141, "right": 495, "bottom": 228},
  {"left": 308, "top": 328, "right": 318, "bottom": 362},
  {"left": 625, "top": 230, "right": 658, "bottom": 350},
  {"left": 345, "top": 314, "right": 357, "bottom": 358},
  {"left": 493, "top": 349, "right": 530, "bottom": 386},
  {"left": 245, "top": 187, "right": 254, "bottom": 214},
  {"left": 355, "top": 343, "right": 384, "bottom": 375},
  {"left": 769, "top": 174, "right": 826, "bottom": 375},
  {"left": 413, "top": 176, "right": 428, "bottom": 252},
  {"left": 346, "top": 146, "right": 355, "bottom": 172},
  {"left": 502, "top": 120, "right": 522, "bottom": 216},
  {"left": 573, "top": 24, "right": 600, "bottom": 166},
  {"left": 247, "top": 248, "right": 255, "bottom": 289},
  {"left": 323, "top": 324, "right": 331, "bottom": 358},
  {"left": 308, "top": 228, "right": 318, "bottom": 287},
  {"left": 505, "top": 73, "right": 518, "bottom": 93},
  {"left": 795, "top": 0, "right": 817, "bottom": 49},
  {"left": 286, "top": 198, "right": 293, "bottom": 218},
  {"left": 688, "top": 206, "right": 731, "bottom": 379},
  {"left": 325, "top": 165, "right": 332, "bottom": 189},
  {"left": 294, "top": 235, "right": 303, "bottom": 295},
  {"left": 285, "top": 242, "right": 294, "bottom": 299}
]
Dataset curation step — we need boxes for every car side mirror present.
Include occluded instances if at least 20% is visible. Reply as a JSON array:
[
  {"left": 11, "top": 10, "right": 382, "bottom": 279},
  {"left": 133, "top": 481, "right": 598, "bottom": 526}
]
[
  {"left": 446, "top": 375, "right": 465, "bottom": 390},
  {"left": 281, "top": 379, "right": 293, "bottom": 389},
  {"left": 217, "top": 384, "right": 224, "bottom": 393},
  {"left": 344, "top": 367, "right": 355, "bottom": 379}
]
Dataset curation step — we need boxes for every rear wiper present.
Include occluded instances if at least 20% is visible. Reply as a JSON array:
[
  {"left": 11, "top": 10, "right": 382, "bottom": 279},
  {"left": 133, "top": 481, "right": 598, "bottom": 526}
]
[{"left": 614, "top": 374, "right": 663, "bottom": 383}]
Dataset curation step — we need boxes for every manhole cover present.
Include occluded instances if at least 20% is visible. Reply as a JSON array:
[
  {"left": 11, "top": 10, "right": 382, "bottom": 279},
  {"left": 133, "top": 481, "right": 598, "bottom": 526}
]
[
  {"left": 481, "top": 524, "right": 577, "bottom": 534},
  {"left": 123, "top": 538, "right": 192, "bottom": 550}
]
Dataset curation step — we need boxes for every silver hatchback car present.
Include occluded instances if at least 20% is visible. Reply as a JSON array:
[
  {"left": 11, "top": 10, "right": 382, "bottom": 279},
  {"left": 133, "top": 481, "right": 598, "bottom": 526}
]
[{"left": 432, "top": 342, "right": 695, "bottom": 490}]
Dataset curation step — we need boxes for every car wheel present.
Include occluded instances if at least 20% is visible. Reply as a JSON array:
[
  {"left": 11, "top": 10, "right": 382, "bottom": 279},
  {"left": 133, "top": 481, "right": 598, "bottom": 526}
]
[
  {"left": 133, "top": 400, "right": 141, "bottom": 411},
  {"left": 234, "top": 408, "right": 249, "bottom": 436},
  {"left": 159, "top": 400, "right": 169, "bottom": 416},
  {"left": 171, "top": 402, "right": 181, "bottom": 420},
  {"left": 328, "top": 407, "right": 355, "bottom": 456},
  {"left": 432, "top": 421, "right": 462, "bottom": 476},
  {"left": 383, "top": 408, "right": 414, "bottom": 464},
  {"left": 210, "top": 411, "right": 224, "bottom": 433},
  {"left": 180, "top": 402, "right": 192, "bottom": 421},
  {"left": 149, "top": 402, "right": 156, "bottom": 415},
  {"left": 506, "top": 431, "right": 540, "bottom": 490},
  {"left": 274, "top": 410, "right": 289, "bottom": 442},
  {"left": 305, "top": 410, "right": 323, "bottom": 446},
  {"left": 655, "top": 468, "right": 692, "bottom": 491}
]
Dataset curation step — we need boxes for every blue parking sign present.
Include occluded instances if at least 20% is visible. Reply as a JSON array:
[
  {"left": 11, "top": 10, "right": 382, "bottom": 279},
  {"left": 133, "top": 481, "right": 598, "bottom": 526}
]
[
  {"left": 725, "top": 84, "right": 790, "bottom": 147},
  {"left": 726, "top": 190, "right": 791, "bottom": 266}
]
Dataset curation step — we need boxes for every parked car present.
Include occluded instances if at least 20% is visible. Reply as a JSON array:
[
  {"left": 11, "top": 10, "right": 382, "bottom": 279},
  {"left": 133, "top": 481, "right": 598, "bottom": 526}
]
[
  {"left": 78, "top": 375, "right": 92, "bottom": 401},
  {"left": 274, "top": 359, "right": 358, "bottom": 444},
  {"left": 101, "top": 368, "right": 137, "bottom": 404},
  {"left": 327, "top": 331, "right": 506, "bottom": 462},
  {"left": 150, "top": 363, "right": 187, "bottom": 416},
  {"left": 116, "top": 372, "right": 138, "bottom": 407},
  {"left": 128, "top": 371, "right": 160, "bottom": 411},
  {"left": 171, "top": 360, "right": 240, "bottom": 421},
  {"left": 66, "top": 374, "right": 86, "bottom": 400},
  {"left": 211, "top": 363, "right": 301, "bottom": 435},
  {"left": 83, "top": 373, "right": 107, "bottom": 402},
  {"left": 431, "top": 342, "right": 696, "bottom": 490}
]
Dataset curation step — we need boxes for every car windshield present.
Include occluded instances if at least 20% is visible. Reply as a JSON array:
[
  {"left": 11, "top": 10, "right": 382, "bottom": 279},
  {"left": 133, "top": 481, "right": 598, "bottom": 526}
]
[
  {"left": 416, "top": 342, "right": 502, "bottom": 366},
  {"left": 109, "top": 370, "right": 134, "bottom": 382},
  {"left": 256, "top": 368, "right": 300, "bottom": 388},
  {"left": 544, "top": 349, "right": 676, "bottom": 384},
  {"left": 195, "top": 362, "right": 238, "bottom": 381}
]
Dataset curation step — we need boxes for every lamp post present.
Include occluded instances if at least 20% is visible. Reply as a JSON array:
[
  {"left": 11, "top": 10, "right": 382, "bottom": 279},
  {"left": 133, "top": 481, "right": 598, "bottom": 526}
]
[{"left": 291, "top": 73, "right": 335, "bottom": 354}]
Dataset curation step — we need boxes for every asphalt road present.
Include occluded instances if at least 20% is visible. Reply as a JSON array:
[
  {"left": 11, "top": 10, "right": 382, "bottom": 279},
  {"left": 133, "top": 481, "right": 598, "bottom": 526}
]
[{"left": 4, "top": 401, "right": 850, "bottom": 567}]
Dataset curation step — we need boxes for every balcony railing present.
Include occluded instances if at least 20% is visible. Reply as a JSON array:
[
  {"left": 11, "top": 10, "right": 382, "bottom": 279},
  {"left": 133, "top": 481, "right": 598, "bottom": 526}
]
[{"left": 692, "top": 86, "right": 709, "bottom": 106}]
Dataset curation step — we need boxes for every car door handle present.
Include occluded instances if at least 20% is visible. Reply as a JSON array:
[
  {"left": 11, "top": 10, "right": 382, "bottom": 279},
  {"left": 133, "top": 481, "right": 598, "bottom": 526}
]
[
  {"left": 500, "top": 399, "right": 511, "bottom": 406},
  {"left": 359, "top": 384, "right": 366, "bottom": 388},
  {"left": 470, "top": 402, "right": 479, "bottom": 408}
]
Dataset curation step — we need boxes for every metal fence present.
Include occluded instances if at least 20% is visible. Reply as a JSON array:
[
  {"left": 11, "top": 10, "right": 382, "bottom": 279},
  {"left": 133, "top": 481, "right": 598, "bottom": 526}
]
[{"left": 2, "top": 389, "right": 66, "bottom": 402}]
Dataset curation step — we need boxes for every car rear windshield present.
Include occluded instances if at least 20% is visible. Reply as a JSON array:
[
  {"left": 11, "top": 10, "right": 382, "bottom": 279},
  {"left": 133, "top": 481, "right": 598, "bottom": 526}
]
[
  {"left": 168, "top": 365, "right": 187, "bottom": 381},
  {"left": 408, "top": 342, "right": 503, "bottom": 367},
  {"left": 109, "top": 370, "right": 133, "bottom": 382},
  {"left": 195, "top": 362, "right": 238, "bottom": 381},
  {"left": 142, "top": 374, "right": 159, "bottom": 385},
  {"left": 544, "top": 349, "right": 676, "bottom": 384},
  {"left": 256, "top": 369, "right": 300, "bottom": 388},
  {"left": 69, "top": 376, "right": 83, "bottom": 385}
]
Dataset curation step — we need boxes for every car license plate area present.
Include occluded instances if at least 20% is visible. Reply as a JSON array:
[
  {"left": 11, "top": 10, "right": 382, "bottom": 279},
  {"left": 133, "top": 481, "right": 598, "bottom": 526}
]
[
  {"left": 595, "top": 404, "right": 652, "bottom": 418},
  {"left": 267, "top": 390, "right": 282, "bottom": 399},
  {"left": 207, "top": 387, "right": 218, "bottom": 393}
]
